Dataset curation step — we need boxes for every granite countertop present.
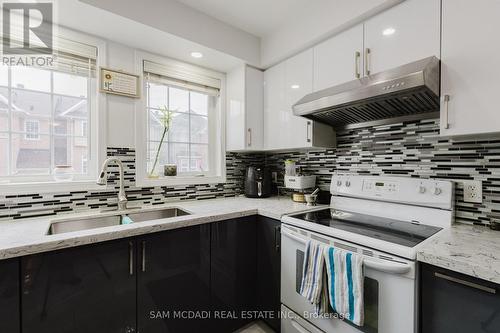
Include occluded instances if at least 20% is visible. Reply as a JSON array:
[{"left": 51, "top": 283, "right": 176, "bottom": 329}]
[
  {"left": 417, "top": 223, "right": 500, "bottom": 285},
  {"left": 0, "top": 196, "right": 322, "bottom": 260},
  {"left": 3, "top": 195, "right": 499, "bottom": 285}
]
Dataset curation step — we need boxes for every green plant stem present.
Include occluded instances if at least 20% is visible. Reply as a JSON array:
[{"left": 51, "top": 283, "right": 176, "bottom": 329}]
[{"left": 150, "top": 127, "right": 168, "bottom": 176}]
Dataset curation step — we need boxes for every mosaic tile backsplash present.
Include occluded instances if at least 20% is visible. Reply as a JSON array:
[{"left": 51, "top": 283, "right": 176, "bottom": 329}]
[
  {"left": 1, "top": 119, "right": 500, "bottom": 225},
  {"left": 0, "top": 148, "right": 260, "bottom": 221},
  {"left": 265, "top": 119, "right": 500, "bottom": 226}
]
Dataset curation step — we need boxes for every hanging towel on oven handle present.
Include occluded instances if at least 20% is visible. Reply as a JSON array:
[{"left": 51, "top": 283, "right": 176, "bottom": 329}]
[
  {"left": 324, "top": 246, "right": 365, "bottom": 326},
  {"left": 299, "top": 240, "right": 329, "bottom": 313}
]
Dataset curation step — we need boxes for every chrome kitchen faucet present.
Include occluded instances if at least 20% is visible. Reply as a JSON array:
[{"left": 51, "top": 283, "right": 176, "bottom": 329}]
[{"left": 97, "top": 157, "right": 128, "bottom": 211}]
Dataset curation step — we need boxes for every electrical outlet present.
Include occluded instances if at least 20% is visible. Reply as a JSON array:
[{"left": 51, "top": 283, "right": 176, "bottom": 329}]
[{"left": 463, "top": 180, "right": 482, "bottom": 203}]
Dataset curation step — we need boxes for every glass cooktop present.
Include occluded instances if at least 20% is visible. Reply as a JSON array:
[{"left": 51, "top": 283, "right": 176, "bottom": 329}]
[{"left": 289, "top": 208, "right": 442, "bottom": 247}]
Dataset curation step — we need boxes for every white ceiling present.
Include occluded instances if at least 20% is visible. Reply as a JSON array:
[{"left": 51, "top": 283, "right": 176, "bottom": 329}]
[
  {"left": 175, "top": 0, "right": 311, "bottom": 37},
  {"left": 79, "top": 0, "right": 260, "bottom": 67},
  {"left": 59, "top": 0, "right": 245, "bottom": 72},
  {"left": 72, "top": 0, "right": 400, "bottom": 69},
  {"left": 174, "top": 0, "right": 401, "bottom": 67}
]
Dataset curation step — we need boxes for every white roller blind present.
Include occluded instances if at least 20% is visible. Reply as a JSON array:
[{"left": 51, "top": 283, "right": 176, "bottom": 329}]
[
  {"left": 143, "top": 59, "right": 221, "bottom": 95},
  {"left": 52, "top": 46, "right": 97, "bottom": 77},
  {"left": 146, "top": 73, "right": 219, "bottom": 96},
  {"left": 3, "top": 12, "right": 97, "bottom": 77},
  {"left": 54, "top": 36, "right": 97, "bottom": 60},
  {"left": 5, "top": 30, "right": 98, "bottom": 62}
]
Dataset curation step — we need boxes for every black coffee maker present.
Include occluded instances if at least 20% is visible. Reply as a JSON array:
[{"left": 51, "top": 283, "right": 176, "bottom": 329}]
[{"left": 244, "top": 166, "right": 272, "bottom": 198}]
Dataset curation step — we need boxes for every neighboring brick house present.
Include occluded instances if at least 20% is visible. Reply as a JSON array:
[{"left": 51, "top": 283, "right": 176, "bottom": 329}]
[{"left": 0, "top": 87, "right": 88, "bottom": 177}]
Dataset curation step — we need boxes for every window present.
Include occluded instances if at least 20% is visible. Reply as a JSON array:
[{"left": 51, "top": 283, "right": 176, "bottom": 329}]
[
  {"left": 24, "top": 120, "right": 40, "bottom": 140},
  {"left": 136, "top": 56, "right": 225, "bottom": 186},
  {"left": 0, "top": 33, "right": 100, "bottom": 187},
  {"left": 147, "top": 84, "right": 212, "bottom": 173}
]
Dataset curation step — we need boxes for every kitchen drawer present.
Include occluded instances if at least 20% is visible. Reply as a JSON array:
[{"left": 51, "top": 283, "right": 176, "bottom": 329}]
[
  {"left": 420, "top": 263, "right": 500, "bottom": 333},
  {"left": 281, "top": 304, "right": 323, "bottom": 333}
]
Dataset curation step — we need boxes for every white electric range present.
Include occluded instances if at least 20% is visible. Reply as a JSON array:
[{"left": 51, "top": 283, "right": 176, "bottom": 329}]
[{"left": 280, "top": 174, "right": 454, "bottom": 333}]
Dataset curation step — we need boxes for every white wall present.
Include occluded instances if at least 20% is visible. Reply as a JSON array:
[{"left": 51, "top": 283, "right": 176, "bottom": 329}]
[
  {"left": 260, "top": 0, "right": 403, "bottom": 67},
  {"left": 105, "top": 43, "right": 137, "bottom": 148}
]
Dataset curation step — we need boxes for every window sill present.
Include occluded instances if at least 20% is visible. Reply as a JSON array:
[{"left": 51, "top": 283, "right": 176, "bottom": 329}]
[
  {"left": 0, "top": 180, "right": 103, "bottom": 196},
  {"left": 135, "top": 175, "right": 226, "bottom": 187}
]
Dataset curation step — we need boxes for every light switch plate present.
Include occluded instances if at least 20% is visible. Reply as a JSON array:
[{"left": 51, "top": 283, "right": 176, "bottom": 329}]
[{"left": 463, "top": 180, "right": 482, "bottom": 203}]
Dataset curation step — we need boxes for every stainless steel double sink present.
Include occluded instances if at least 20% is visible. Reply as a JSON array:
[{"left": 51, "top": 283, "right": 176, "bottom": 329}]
[{"left": 47, "top": 208, "right": 191, "bottom": 235}]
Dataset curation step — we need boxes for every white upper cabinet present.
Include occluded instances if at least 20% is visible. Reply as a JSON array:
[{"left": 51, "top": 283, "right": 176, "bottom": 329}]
[
  {"left": 245, "top": 66, "right": 265, "bottom": 149},
  {"left": 440, "top": 0, "right": 500, "bottom": 136},
  {"left": 284, "top": 49, "right": 313, "bottom": 148},
  {"left": 264, "top": 62, "right": 287, "bottom": 150},
  {"left": 313, "top": 0, "right": 440, "bottom": 89},
  {"left": 364, "top": 0, "right": 441, "bottom": 75},
  {"left": 313, "top": 24, "right": 364, "bottom": 91},
  {"left": 264, "top": 50, "right": 336, "bottom": 151},
  {"left": 226, "top": 65, "right": 264, "bottom": 151}
]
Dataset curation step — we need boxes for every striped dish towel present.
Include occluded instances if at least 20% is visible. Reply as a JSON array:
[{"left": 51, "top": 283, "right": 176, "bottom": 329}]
[
  {"left": 299, "top": 240, "right": 328, "bottom": 313},
  {"left": 324, "top": 246, "right": 364, "bottom": 326}
]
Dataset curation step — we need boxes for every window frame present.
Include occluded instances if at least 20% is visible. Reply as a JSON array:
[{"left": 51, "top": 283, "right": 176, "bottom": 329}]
[
  {"left": 134, "top": 51, "right": 226, "bottom": 187},
  {"left": 81, "top": 120, "right": 88, "bottom": 138},
  {"left": 0, "top": 27, "right": 107, "bottom": 195},
  {"left": 146, "top": 83, "right": 213, "bottom": 175},
  {"left": 81, "top": 152, "right": 88, "bottom": 174},
  {"left": 23, "top": 119, "right": 40, "bottom": 141}
]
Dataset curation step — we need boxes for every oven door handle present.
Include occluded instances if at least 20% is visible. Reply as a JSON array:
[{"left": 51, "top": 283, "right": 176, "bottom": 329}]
[
  {"left": 282, "top": 228, "right": 309, "bottom": 244},
  {"left": 282, "top": 228, "right": 411, "bottom": 275},
  {"left": 364, "top": 258, "right": 410, "bottom": 274}
]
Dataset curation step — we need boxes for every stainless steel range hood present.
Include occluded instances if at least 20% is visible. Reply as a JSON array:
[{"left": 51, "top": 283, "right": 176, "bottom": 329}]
[{"left": 293, "top": 56, "right": 440, "bottom": 129}]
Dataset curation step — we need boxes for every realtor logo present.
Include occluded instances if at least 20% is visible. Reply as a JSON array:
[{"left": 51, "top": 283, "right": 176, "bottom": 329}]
[{"left": 2, "top": 2, "right": 53, "bottom": 55}]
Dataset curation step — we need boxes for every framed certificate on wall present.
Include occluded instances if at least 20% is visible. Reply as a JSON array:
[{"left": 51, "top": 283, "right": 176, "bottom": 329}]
[{"left": 100, "top": 67, "right": 140, "bottom": 98}]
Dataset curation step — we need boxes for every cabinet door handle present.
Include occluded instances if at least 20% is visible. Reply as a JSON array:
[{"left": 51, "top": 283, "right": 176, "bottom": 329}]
[
  {"left": 129, "top": 241, "right": 134, "bottom": 276},
  {"left": 306, "top": 121, "right": 312, "bottom": 143},
  {"left": 443, "top": 95, "right": 450, "bottom": 129},
  {"left": 247, "top": 128, "right": 252, "bottom": 147},
  {"left": 141, "top": 241, "right": 146, "bottom": 272},
  {"left": 354, "top": 51, "right": 361, "bottom": 78},
  {"left": 434, "top": 272, "right": 496, "bottom": 294},
  {"left": 365, "top": 48, "right": 371, "bottom": 76},
  {"left": 23, "top": 273, "right": 32, "bottom": 295},
  {"left": 274, "top": 225, "right": 281, "bottom": 252}
]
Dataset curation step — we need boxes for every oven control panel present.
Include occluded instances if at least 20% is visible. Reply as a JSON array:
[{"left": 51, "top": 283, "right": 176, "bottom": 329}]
[
  {"left": 330, "top": 174, "right": 454, "bottom": 210},
  {"left": 362, "top": 180, "right": 400, "bottom": 193}
]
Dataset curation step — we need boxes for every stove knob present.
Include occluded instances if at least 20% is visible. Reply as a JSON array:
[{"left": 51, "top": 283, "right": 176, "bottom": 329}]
[
  {"left": 432, "top": 187, "right": 442, "bottom": 195},
  {"left": 418, "top": 185, "right": 426, "bottom": 194},
  {"left": 337, "top": 180, "right": 342, "bottom": 186},
  {"left": 345, "top": 180, "right": 351, "bottom": 187}
]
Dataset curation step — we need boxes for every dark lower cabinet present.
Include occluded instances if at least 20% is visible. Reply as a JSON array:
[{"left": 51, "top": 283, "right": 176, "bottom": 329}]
[
  {"left": 211, "top": 216, "right": 257, "bottom": 333},
  {"left": 256, "top": 216, "right": 281, "bottom": 332},
  {"left": 21, "top": 239, "right": 136, "bottom": 333},
  {"left": 137, "top": 224, "right": 210, "bottom": 333},
  {"left": 0, "top": 258, "right": 20, "bottom": 333},
  {"left": 17, "top": 216, "right": 267, "bottom": 333},
  {"left": 420, "top": 263, "right": 500, "bottom": 333}
]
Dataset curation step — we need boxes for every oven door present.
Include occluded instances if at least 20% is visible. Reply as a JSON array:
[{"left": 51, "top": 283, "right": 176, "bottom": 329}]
[{"left": 281, "top": 225, "right": 416, "bottom": 333}]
